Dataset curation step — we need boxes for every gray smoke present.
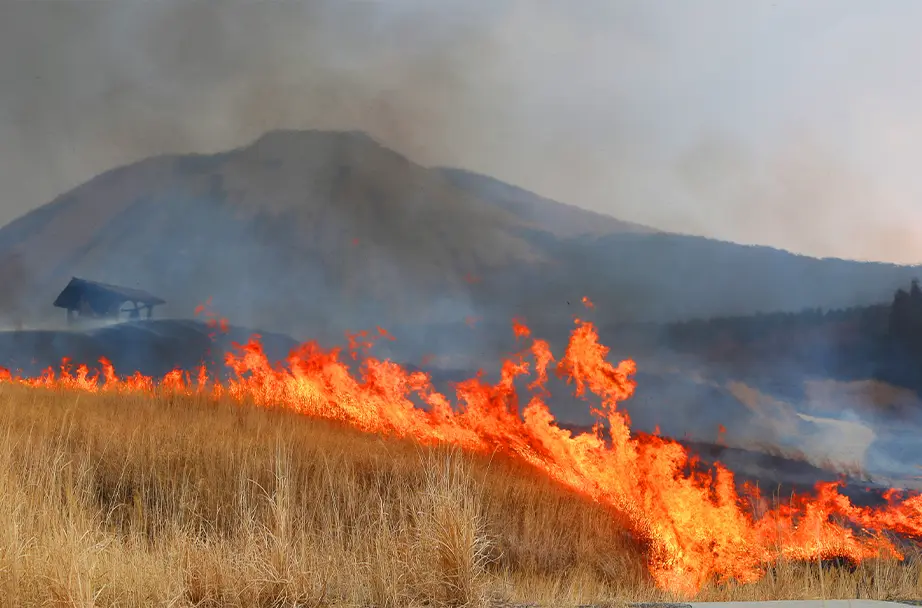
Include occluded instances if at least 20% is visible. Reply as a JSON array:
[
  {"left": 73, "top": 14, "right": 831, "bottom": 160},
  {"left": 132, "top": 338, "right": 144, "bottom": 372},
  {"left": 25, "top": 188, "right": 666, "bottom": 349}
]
[
  {"left": 2, "top": 1, "right": 922, "bottom": 261},
  {"left": 3, "top": 0, "right": 922, "bottom": 490}
]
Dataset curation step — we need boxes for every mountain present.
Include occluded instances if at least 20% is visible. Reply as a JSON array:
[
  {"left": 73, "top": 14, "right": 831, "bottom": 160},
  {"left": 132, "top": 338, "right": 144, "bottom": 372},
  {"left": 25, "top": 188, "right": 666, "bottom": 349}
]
[
  {"left": 0, "top": 130, "right": 542, "bottom": 336},
  {"left": 0, "top": 129, "right": 920, "bottom": 341}
]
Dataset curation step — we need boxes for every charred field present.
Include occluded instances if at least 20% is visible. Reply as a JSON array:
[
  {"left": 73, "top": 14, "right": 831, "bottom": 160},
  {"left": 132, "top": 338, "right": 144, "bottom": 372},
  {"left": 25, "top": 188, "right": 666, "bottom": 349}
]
[{"left": 3, "top": 317, "right": 922, "bottom": 606}]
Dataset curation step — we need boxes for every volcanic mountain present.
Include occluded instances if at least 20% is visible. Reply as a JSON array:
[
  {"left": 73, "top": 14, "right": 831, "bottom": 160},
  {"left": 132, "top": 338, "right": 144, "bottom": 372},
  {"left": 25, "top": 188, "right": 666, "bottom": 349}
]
[
  {"left": 1, "top": 129, "right": 920, "bottom": 341},
  {"left": 0, "top": 130, "right": 652, "bottom": 336}
]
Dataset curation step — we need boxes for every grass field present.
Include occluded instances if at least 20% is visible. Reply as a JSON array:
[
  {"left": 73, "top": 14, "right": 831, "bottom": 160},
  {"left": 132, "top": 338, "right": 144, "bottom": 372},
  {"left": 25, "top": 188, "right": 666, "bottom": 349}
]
[{"left": 1, "top": 384, "right": 921, "bottom": 607}]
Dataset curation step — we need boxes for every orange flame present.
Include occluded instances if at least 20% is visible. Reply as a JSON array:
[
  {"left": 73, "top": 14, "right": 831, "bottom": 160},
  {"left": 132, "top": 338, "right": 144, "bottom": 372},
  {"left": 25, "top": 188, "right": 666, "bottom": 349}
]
[
  {"left": 1, "top": 314, "right": 920, "bottom": 596},
  {"left": 194, "top": 297, "right": 230, "bottom": 337}
]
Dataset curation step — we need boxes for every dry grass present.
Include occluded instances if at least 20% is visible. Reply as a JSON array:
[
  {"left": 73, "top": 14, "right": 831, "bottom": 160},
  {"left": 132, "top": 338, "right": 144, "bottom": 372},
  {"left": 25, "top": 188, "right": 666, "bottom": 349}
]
[{"left": 0, "top": 385, "right": 920, "bottom": 607}]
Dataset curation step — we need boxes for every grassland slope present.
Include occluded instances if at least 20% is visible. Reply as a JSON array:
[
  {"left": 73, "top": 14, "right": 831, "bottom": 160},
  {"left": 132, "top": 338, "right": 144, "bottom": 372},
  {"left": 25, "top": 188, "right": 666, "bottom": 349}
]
[{"left": 1, "top": 384, "right": 920, "bottom": 606}]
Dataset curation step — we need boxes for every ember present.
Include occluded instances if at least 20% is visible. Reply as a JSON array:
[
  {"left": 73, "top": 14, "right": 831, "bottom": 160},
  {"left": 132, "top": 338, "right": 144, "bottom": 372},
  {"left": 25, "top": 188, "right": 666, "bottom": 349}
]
[{"left": 2, "top": 308, "right": 921, "bottom": 597}]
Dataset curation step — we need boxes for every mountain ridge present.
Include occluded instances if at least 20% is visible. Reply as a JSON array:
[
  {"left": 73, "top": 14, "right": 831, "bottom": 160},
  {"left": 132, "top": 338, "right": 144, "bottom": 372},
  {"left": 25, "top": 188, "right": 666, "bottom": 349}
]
[{"left": 1, "top": 128, "right": 920, "bottom": 340}]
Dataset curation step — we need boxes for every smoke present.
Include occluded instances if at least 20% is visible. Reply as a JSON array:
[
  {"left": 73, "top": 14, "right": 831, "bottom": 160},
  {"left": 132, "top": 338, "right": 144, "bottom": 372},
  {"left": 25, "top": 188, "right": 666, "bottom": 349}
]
[
  {"left": 4, "top": 0, "right": 922, "bottom": 488},
  {"left": 3, "top": 1, "right": 922, "bottom": 261},
  {"left": 0, "top": 0, "right": 513, "bottom": 223}
]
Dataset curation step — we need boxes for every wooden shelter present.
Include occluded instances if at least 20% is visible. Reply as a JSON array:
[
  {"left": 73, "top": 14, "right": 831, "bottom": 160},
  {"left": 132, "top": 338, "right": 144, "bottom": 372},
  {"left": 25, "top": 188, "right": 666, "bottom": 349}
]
[{"left": 53, "top": 277, "right": 166, "bottom": 325}]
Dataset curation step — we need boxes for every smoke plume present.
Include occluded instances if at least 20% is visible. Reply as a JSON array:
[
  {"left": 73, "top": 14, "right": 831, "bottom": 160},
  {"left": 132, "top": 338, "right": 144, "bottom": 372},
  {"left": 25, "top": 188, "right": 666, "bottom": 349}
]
[{"left": 2, "top": 1, "right": 922, "bottom": 261}]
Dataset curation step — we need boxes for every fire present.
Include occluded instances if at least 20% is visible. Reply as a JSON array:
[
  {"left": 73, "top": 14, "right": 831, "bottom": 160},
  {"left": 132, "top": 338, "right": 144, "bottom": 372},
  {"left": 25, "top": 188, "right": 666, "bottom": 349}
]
[
  {"left": 195, "top": 296, "right": 230, "bottom": 337},
  {"left": 2, "top": 314, "right": 921, "bottom": 597}
]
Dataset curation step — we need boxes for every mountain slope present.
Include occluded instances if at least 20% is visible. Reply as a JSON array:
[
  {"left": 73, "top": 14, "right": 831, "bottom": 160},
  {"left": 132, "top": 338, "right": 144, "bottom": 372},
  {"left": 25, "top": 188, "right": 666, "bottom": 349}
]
[
  {"left": 0, "top": 131, "right": 530, "bottom": 334},
  {"left": 0, "top": 130, "right": 646, "bottom": 336},
  {"left": 0, "top": 129, "right": 920, "bottom": 340}
]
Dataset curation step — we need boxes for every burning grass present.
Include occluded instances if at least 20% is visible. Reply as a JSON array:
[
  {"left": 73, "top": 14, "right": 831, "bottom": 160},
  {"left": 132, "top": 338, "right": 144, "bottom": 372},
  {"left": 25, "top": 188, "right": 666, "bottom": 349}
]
[{"left": 1, "top": 384, "right": 922, "bottom": 607}]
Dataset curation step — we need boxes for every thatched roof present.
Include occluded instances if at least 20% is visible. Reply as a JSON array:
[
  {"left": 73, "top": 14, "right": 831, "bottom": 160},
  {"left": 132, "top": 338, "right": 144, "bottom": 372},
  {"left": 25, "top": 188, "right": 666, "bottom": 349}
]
[{"left": 52, "top": 277, "right": 166, "bottom": 310}]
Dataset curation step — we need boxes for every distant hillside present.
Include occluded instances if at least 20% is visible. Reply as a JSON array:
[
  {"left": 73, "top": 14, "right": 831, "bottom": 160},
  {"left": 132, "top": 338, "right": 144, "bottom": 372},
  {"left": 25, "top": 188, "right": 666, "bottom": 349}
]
[
  {"left": 474, "top": 231, "right": 922, "bottom": 325},
  {"left": 0, "top": 129, "right": 920, "bottom": 341}
]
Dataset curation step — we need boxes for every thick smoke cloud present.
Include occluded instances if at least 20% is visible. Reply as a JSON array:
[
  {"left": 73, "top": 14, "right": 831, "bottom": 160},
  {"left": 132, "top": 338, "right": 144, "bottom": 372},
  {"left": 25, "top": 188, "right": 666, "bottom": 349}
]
[
  {"left": 2, "top": 1, "right": 922, "bottom": 262},
  {"left": 4, "top": 0, "right": 922, "bottom": 485}
]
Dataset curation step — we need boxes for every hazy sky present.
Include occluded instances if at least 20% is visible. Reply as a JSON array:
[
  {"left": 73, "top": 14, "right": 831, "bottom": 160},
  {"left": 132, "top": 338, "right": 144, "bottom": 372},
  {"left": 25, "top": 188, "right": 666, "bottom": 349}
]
[{"left": 2, "top": 0, "right": 922, "bottom": 263}]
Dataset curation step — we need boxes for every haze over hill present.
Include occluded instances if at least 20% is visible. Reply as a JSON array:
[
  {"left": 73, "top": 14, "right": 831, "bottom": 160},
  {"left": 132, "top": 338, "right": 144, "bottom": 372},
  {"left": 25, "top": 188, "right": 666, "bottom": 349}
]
[
  {"left": 1, "top": 128, "right": 921, "bottom": 482},
  {"left": 1, "top": 129, "right": 921, "bottom": 344}
]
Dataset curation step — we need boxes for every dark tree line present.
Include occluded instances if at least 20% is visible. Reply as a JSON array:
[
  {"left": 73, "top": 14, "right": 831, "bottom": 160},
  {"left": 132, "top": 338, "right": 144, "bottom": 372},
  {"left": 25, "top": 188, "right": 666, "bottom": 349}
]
[
  {"left": 665, "top": 304, "right": 888, "bottom": 356},
  {"left": 654, "top": 280, "right": 922, "bottom": 394},
  {"left": 888, "top": 279, "right": 922, "bottom": 353}
]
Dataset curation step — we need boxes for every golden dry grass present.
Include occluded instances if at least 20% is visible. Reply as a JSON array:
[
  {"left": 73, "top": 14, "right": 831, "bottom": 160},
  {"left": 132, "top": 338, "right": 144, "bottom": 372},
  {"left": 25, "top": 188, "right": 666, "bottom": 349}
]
[{"left": 0, "top": 384, "right": 921, "bottom": 607}]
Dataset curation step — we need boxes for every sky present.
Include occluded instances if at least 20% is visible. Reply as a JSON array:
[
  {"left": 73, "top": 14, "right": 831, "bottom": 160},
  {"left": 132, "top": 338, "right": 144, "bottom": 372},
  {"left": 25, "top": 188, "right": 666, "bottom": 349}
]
[{"left": 2, "top": 0, "right": 922, "bottom": 263}]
